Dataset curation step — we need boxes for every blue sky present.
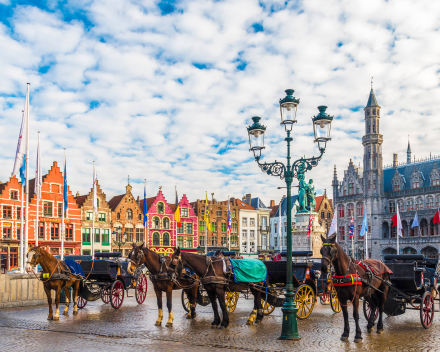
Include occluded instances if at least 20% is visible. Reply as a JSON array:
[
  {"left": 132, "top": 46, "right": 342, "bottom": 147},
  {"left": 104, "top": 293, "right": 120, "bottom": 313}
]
[{"left": 1, "top": 0, "right": 440, "bottom": 204}]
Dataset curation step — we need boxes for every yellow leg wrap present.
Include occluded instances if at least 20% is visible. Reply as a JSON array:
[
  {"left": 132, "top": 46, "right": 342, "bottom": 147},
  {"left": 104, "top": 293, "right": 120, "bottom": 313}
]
[
  {"left": 155, "top": 309, "right": 163, "bottom": 325},
  {"left": 166, "top": 312, "right": 174, "bottom": 326}
]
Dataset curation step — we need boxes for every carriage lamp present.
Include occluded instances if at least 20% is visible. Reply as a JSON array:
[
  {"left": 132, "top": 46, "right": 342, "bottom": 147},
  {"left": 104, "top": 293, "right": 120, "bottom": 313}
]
[
  {"left": 312, "top": 106, "right": 333, "bottom": 151},
  {"left": 247, "top": 116, "right": 266, "bottom": 159},
  {"left": 279, "top": 89, "right": 299, "bottom": 131}
]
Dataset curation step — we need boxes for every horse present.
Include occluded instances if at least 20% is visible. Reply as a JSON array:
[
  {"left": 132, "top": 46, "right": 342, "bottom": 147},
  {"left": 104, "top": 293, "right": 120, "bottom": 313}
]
[
  {"left": 127, "top": 243, "right": 199, "bottom": 327},
  {"left": 170, "top": 247, "right": 264, "bottom": 328},
  {"left": 320, "top": 234, "right": 390, "bottom": 343},
  {"left": 25, "top": 246, "right": 81, "bottom": 320}
]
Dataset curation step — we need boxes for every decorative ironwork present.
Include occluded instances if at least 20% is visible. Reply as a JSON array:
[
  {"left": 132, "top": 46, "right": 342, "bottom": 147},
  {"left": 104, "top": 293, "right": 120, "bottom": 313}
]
[
  {"left": 256, "top": 158, "right": 286, "bottom": 180},
  {"left": 291, "top": 148, "right": 325, "bottom": 179}
]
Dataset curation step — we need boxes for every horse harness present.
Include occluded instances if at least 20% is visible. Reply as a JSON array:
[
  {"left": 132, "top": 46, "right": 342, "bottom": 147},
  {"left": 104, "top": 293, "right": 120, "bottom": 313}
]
[{"left": 27, "top": 250, "right": 72, "bottom": 283}]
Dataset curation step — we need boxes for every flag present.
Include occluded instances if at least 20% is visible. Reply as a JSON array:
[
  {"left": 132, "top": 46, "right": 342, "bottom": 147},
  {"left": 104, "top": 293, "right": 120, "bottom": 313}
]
[
  {"left": 19, "top": 154, "right": 26, "bottom": 187},
  {"left": 175, "top": 188, "right": 181, "bottom": 229},
  {"left": 63, "top": 158, "right": 68, "bottom": 212},
  {"left": 307, "top": 208, "right": 314, "bottom": 238},
  {"left": 434, "top": 209, "right": 440, "bottom": 225},
  {"left": 391, "top": 207, "right": 403, "bottom": 237},
  {"left": 12, "top": 108, "right": 28, "bottom": 178},
  {"left": 328, "top": 213, "right": 337, "bottom": 236},
  {"left": 359, "top": 210, "right": 368, "bottom": 238},
  {"left": 204, "top": 193, "right": 211, "bottom": 231},
  {"left": 411, "top": 212, "right": 419, "bottom": 228},
  {"left": 92, "top": 165, "right": 98, "bottom": 216},
  {"left": 227, "top": 201, "right": 232, "bottom": 234},
  {"left": 35, "top": 138, "right": 42, "bottom": 198},
  {"left": 349, "top": 216, "right": 354, "bottom": 237},
  {"left": 143, "top": 184, "right": 148, "bottom": 227}
]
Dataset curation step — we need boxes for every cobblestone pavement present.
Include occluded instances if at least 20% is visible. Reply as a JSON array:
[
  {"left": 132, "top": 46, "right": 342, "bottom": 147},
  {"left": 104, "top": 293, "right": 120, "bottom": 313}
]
[{"left": 1, "top": 281, "right": 440, "bottom": 351}]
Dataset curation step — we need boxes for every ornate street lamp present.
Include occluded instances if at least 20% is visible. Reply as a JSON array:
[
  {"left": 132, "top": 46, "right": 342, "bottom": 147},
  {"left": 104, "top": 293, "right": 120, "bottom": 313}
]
[{"left": 247, "top": 89, "right": 333, "bottom": 340}]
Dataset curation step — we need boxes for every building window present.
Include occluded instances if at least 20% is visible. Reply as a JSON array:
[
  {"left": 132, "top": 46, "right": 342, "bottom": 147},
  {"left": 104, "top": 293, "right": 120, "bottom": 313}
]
[
  {"left": 397, "top": 200, "right": 404, "bottom": 212},
  {"left": 157, "top": 202, "right": 164, "bottom": 214},
  {"left": 284, "top": 222, "right": 287, "bottom": 232},
  {"left": 127, "top": 209, "right": 133, "bottom": 220},
  {"left": 357, "top": 225, "right": 362, "bottom": 239},
  {"left": 432, "top": 176, "right": 440, "bottom": 186},
  {"left": 177, "top": 224, "right": 184, "bottom": 234},
  {"left": 199, "top": 236, "right": 205, "bottom": 246},
  {"left": 9, "top": 247, "right": 18, "bottom": 268},
  {"left": 413, "top": 181, "right": 420, "bottom": 189},
  {"left": 232, "top": 223, "right": 237, "bottom": 233},
  {"left": 221, "top": 236, "right": 227, "bottom": 246},
  {"left": 324, "top": 203, "right": 328, "bottom": 209},
  {"left": 177, "top": 236, "right": 184, "bottom": 248},
  {"left": 3, "top": 206, "right": 12, "bottom": 219},
  {"left": 221, "top": 222, "right": 226, "bottom": 232},
  {"left": 138, "top": 213, "right": 141, "bottom": 220},
  {"left": 347, "top": 204, "right": 354, "bottom": 217},
  {"left": 211, "top": 237, "right": 217, "bottom": 246},
  {"left": 43, "top": 202, "right": 53, "bottom": 217},
  {"left": 242, "top": 230, "right": 247, "bottom": 238},
  {"left": 394, "top": 183, "right": 400, "bottom": 191},
  {"left": 83, "top": 228, "right": 91, "bottom": 243},
  {"left": 186, "top": 223, "right": 193, "bottom": 234},
  {"left": 250, "top": 230, "right": 255, "bottom": 239},
  {"left": 10, "top": 191, "right": 18, "bottom": 200},
  {"left": 211, "top": 222, "right": 217, "bottom": 231},
  {"left": 181, "top": 208, "right": 188, "bottom": 217},
  {"left": 356, "top": 202, "right": 363, "bottom": 216},
  {"left": 163, "top": 233, "right": 170, "bottom": 246},
  {"left": 65, "top": 224, "right": 73, "bottom": 241},
  {"left": 58, "top": 203, "right": 63, "bottom": 218},
  {"left": 17, "top": 207, "right": 21, "bottom": 220},
  {"left": 274, "top": 237, "right": 278, "bottom": 247},
  {"left": 407, "top": 199, "right": 414, "bottom": 212},
  {"left": 373, "top": 180, "right": 376, "bottom": 189},
  {"left": 17, "top": 224, "right": 21, "bottom": 240},
  {"left": 38, "top": 222, "right": 44, "bottom": 239},
  {"left": 117, "top": 212, "right": 121, "bottom": 219},
  {"left": 136, "top": 228, "right": 143, "bottom": 242},
  {"left": 153, "top": 232, "right": 160, "bottom": 246},
  {"left": 338, "top": 226, "right": 345, "bottom": 241},
  {"left": 427, "top": 197, "right": 434, "bottom": 209},
  {"left": 82, "top": 250, "right": 91, "bottom": 255},
  {"left": 153, "top": 217, "right": 160, "bottom": 229},
  {"left": 163, "top": 217, "right": 170, "bottom": 229},
  {"left": 250, "top": 218, "right": 255, "bottom": 226},
  {"left": 232, "top": 211, "right": 236, "bottom": 218},
  {"left": 50, "top": 223, "right": 59, "bottom": 240},
  {"left": 2, "top": 224, "right": 11, "bottom": 238},
  {"left": 102, "top": 229, "right": 110, "bottom": 244},
  {"left": 216, "top": 210, "right": 222, "bottom": 217},
  {"left": 416, "top": 198, "right": 423, "bottom": 210},
  {"left": 389, "top": 201, "right": 395, "bottom": 213},
  {"left": 99, "top": 213, "right": 106, "bottom": 221},
  {"left": 349, "top": 183, "right": 354, "bottom": 195},
  {"left": 338, "top": 205, "right": 345, "bottom": 218},
  {"left": 187, "top": 238, "right": 193, "bottom": 248},
  {"left": 95, "top": 229, "right": 100, "bottom": 243},
  {"left": 199, "top": 221, "right": 206, "bottom": 231},
  {"left": 126, "top": 228, "right": 133, "bottom": 242},
  {"left": 242, "top": 217, "right": 247, "bottom": 226},
  {"left": 86, "top": 212, "right": 92, "bottom": 221},
  {"left": 321, "top": 211, "right": 324, "bottom": 219}
]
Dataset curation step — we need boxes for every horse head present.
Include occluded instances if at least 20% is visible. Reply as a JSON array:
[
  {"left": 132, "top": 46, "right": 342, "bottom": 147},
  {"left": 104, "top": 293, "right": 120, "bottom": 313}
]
[
  {"left": 320, "top": 233, "right": 337, "bottom": 273},
  {"left": 26, "top": 246, "right": 44, "bottom": 273},
  {"left": 127, "top": 243, "right": 144, "bottom": 274},
  {"left": 168, "top": 247, "right": 183, "bottom": 279}
]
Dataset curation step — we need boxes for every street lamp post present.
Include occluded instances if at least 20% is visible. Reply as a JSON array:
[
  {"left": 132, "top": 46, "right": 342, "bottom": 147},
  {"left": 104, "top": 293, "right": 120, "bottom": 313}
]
[
  {"left": 247, "top": 89, "right": 333, "bottom": 340},
  {"left": 112, "top": 227, "right": 126, "bottom": 253}
]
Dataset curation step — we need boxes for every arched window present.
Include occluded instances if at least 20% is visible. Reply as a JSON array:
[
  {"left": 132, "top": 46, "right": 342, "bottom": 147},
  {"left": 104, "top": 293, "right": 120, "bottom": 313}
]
[
  {"left": 416, "top": 197, "right": 423, "bottom": 210},
  {"left": 347, "top": 204, "right": 354, "bottom": 217},
  {"left": 157, "top": 202, "right": 164, "bottom": 214},
  {"left": 427, "top": 196, "right": 434, "bottom": 209},
  {"left": 153, "top": 232, "right": 160, "bottom": 246},
  {"left": 163, "top": 232, "right": 170, "bottom": 246},
  {"left": 402, "top": 247, "right": 416, "bottom": 255},
  {"left": 436, "top": 195, "right": 440, "bottom": 207},
  {"left": 153, "top": 216, "right": 160, "bottom": 229},
  {"left": 127, "top": 209, "right": 133, "bottom": 220},
  {"left": 163, "top": 217, "right": 169, "bottom": 229},
  {"left": 420, "top": 219, "right": 428, "bottom": 237},
  {"left": 382, "top": 222, "right": 389, "bottom": 239},
  {"left": 407, "top": 199, "right": 414, "bottom": 212},
  {"left": 338, "top": 205, "right": 345, "bottom": 218},
  {"left": 388, "top": 201, "right": 395, "bottom": 213},
  {"left": 138, "top": 214, "right": 142, "bottom": 220},
  {"left": 422, "top": 246, "right": 439, "bottom": 259},
  {"left": 383, "top": 247, "right": 397, "bottom": 256},
  {"left": 401, "top": 220, "right": 408, "bottom": 237},
  {"left": 356, "top": 202, "right": 363, "bottom": 216}
]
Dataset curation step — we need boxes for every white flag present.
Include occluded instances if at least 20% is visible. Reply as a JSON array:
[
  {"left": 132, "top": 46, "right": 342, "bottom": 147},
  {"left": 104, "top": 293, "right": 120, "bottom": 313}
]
[
  {"left": 328, "top": 213, "right": 337, "bottom": 236},
  {"left": 34, "top": 134, "right": 42, "bottom": 198},
  {"left": 12, "top": 106, "right": 28, "bottom": 178},
  {"left": 392, "top": 207, "right": 403, "bottom": 237},
  {"left": 92, "top": 165, "right": 98, "bottom": 216}
]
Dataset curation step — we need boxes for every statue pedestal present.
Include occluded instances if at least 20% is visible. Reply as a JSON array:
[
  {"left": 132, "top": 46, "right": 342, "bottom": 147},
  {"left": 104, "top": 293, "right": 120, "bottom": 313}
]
[{"left": 292, "top": 212, "right": 327, "bottom": 258}]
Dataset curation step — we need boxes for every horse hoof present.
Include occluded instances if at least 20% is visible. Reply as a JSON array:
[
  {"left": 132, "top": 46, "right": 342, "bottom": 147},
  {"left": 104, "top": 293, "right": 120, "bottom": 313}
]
[
  {"left": 73, "top": 311, "right": 78, "bottom": 316},
  {"left": 53, "top": 316, "right": 59, "bottom": 321},
  {"left": 377, "top": 329, "right": 384, "bottom": 334},
  {"left": 47, "top": 316, "right": 53, "bottom": 321},
  {"left": 166, "top": 323, "right": 173, "bottom": 328},
  {"left": 354, "top": 338, "right": 363, "bottom": 343},
  {"left": 367, "top": 328, "right": 373, "bottom": 333},
  {"left": 192, "top": 313, "right": 196, "bottom": 319},
  {"left": 340, "top": 336, "right": 348, "bottom": 342},
  {"left": 63, "top": 312, "right": 68, "bottom": 316},
  {"left": 255, "top": 319, "right": 262, "bottom": 324},
  {"left": 246, "top": 321, "right": 253, "bottom": 325},
  {"left": 155, "top": 322, "right": 162, "bottom": 326}
]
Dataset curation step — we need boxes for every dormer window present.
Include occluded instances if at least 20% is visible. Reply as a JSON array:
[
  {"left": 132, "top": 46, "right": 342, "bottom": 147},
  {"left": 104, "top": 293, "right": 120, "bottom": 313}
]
[
  {"left": 432, "top": 174, "right": 439, "bottom": 186},
  {"left": 413, "top": 181, "right": 420, "bottom": 189}
]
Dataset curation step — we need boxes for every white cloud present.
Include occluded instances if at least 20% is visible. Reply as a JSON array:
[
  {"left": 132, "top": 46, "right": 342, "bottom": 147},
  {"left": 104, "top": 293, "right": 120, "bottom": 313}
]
[{"left": 1, "top": 0, "right": 440, "bottom": 206}]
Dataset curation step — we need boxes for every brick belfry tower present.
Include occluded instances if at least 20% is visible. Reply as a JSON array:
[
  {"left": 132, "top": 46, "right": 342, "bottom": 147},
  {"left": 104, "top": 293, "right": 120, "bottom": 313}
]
[{"left": 362, "top": 85, "right": 384, "bottom": 258}]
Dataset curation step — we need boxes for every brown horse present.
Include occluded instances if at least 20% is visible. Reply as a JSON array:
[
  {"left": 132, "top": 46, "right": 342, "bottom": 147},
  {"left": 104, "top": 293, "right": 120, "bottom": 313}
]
[
  {"left": 127, "top": 244, "right": 198, "bottom": 327},
  {"left": 320, "top": 234, "right": 390, "bottom": 343},
  {"left": 170, "top": 248, "right": 264, "bottom": 328},
  {"left": 25, "top": 246, "right": 81, "bottom": 320}
]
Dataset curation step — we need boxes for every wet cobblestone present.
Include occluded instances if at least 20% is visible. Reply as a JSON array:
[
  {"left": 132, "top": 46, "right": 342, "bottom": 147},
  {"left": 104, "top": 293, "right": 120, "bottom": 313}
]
[{"left": 1, "top": 282, "right": 440, "bottom": 351}]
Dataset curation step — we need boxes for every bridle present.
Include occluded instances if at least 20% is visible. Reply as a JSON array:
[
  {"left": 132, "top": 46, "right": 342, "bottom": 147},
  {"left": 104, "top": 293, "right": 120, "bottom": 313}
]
[
  {"left": 321, "top": 243, "right": 337, "bottom": 271},
  {"left": 169, "top": 253, "right": 198, "bottom": 289},
  {"left": 26, "top": 250, "right": 41, "bottom": 268},
  {"left": 128, "top": 248, "right": 145, "bottom": 274}
]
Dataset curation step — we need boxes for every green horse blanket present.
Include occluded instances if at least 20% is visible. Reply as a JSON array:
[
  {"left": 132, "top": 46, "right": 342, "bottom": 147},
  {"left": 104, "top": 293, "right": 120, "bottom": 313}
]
[{"left": 229, "top": 258, "right": 267, "bottom": 283}]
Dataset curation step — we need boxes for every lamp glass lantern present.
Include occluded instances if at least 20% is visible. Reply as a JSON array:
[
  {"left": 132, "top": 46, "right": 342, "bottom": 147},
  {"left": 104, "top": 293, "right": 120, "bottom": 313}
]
[
  {"left": 279, "top": 89, "right": 300, "bottom": 131},
  {"left": 247, "top": 116, "right": 266, "bottom": 158},
  {"left": 312, "top": 105, "right": 333, "bottom": 149}
]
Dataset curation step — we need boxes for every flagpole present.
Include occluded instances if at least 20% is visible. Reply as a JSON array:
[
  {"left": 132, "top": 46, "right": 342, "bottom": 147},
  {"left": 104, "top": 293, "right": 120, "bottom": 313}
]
[
  {"left": 20, "top": 183, "right": 24, "bottom": 273},
  {"left": 24, "top": 83, "right": 30, "bottom": 253},
  {"left": 61, "top": 150, "right": 65, "bottom": 260},
  {"left": 92, "top": 161, "right": 95, "bottom": 257},
  {"left": 144, "top": 179, "right": 147, "bottom": 246},
  {"left": 365, "top": 230, "right": 368, "bottom": 260},
  {"left": 35, "top": 132, "right": 40, "bottom": 247},
  {"left": 228, "top": 195, "right": 230, "bottom": 251},
  {"left": 205, "top": 192, "right": 207, "bottom": 255}
]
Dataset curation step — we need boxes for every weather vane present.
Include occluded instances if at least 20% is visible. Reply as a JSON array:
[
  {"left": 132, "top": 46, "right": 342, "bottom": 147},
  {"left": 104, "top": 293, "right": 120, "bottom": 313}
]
[{"left": 371, "top": 76, "right": 373, "bottom": 89}]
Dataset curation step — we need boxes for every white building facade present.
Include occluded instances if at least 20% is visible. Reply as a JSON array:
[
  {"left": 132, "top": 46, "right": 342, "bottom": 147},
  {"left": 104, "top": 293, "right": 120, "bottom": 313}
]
[{"left": 269, "top": 195, "right": 298, "bottom": 251}]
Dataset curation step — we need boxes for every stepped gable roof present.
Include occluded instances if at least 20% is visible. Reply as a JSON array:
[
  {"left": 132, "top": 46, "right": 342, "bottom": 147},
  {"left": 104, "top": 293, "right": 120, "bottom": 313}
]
[
  {"left": 75, "top": 195, "right": 88, "bottom": 207},
  {"left": 275, "top": 195, "right": 298, "bottom": 217},
  {"left": 366, "top": 88, "right": 379, "bottom": 107},
  {"left": 314, "top": 195, "right": 325, "bottom": 212},
  {"left": 251, "top": 197, "right": 268, "bottom": 209},
  {"left": 383, "top": 159, "right": 439, "bottom": 192},
  {"left": 139, "top": 197, "right": 157, "bottom": 213},
  {"left": 108, "top": 194, "right": 125, "bottom": 211}
]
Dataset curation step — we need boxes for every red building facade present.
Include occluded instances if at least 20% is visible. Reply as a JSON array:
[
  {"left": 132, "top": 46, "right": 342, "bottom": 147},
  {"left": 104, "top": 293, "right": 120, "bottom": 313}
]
[{"left": 176, "top": 194, "right": 198, "bottom": 252}]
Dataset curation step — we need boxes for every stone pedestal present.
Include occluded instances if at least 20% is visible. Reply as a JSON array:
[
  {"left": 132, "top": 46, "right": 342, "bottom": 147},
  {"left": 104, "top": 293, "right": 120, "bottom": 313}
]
[{"left": 292, "top": 212, "right": 327, "bottom": 258}]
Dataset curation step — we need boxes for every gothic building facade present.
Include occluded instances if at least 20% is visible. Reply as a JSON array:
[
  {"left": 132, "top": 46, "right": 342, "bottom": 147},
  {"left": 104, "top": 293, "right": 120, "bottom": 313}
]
[{"left": 333, "top": 88, "right": 440, "bottom": 259}]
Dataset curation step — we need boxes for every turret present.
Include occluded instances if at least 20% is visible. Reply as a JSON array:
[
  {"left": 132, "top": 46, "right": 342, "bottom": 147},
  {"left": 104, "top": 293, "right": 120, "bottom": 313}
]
[
  {"left": 332, "top": 165, "right": 339, "bottom": 199},
  {"left": 407, "top": 139, "right": 411, "bottom": 164}
]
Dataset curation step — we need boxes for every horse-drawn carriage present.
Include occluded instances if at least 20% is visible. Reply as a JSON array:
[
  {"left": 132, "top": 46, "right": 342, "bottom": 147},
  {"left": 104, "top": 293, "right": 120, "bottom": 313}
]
[
  {"left": 363, "top": 254, "right": 438, "bottom": 329},
  {"left": 77, "top": 252, "right": 148, "bottom": 309}
]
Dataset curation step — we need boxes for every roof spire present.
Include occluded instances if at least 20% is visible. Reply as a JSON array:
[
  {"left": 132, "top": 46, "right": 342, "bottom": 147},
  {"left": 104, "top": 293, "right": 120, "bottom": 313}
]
[
  {"left": 407, "top": 136, "right": 411, "bottom": 164},
  {"left": 371, "top": 76, "right": 373, "bottom": 89},
  {"left": 366, "top": 81, "right": 379, "bottom": 107}
]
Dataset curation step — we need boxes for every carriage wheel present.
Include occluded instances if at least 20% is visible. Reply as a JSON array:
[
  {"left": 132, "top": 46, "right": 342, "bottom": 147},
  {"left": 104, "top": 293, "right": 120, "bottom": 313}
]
[
  {"left": 110, "top": 280, "right": 124, "bottom": 309},
  {"left": 295, "top": 284, "right": 315, "bottom": 319},
  {"left": 330, "top": 286, "right": 342, "bottom": 313},
  {"left": 420, "top": 291, "right": 434, "bottom": 329},
  {"left": 261, "top": 299, "right": 275, "bottom": 315},
  {"left": 77, "top": 295, "right": 87, "bottom": 309},
  {"left": 225, "top": 292, "right": 239, "bottom": 313},
  {"left": 363, "top": 300, "right": 379, "bottom": 322},
  {"left": 101, "top": 286, "right": 111, "bottom": 304},
  {"left": 135, "top": 274, "right": 147, "bottom": 304}
]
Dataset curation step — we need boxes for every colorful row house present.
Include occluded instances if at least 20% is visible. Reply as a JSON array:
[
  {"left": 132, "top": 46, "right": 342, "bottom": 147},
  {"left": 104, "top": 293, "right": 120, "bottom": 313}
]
[{"left": 0, "top": 162, "right": 82, "bottom": 272}]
